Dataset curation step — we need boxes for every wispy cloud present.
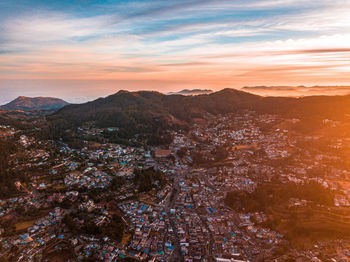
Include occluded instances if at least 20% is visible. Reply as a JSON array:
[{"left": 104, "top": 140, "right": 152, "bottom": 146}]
[{"left": 1, "top": 0, "right": 350, "bottom": 100}]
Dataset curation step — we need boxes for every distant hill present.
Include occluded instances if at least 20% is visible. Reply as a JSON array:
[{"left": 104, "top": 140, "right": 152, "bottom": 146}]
[
  {"left": 46, "top": 88, "right": 350, "bottom": 145},
  {"left": 1, "top": 96, "right": 69, "bottom": 111},
  {"left": 51, "top": 88, "right": 261, "bottom": 126},
  {"left": 167, "top": 89, "right": 213, "bottom": 96}
]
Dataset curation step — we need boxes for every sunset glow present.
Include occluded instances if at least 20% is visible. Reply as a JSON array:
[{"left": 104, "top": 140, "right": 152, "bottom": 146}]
[
  {"left": 3, "top": 2, "right": 350, "bottom": 259},
  {"left": 1, "top": 0, "right": 350, "bottom": 102}
]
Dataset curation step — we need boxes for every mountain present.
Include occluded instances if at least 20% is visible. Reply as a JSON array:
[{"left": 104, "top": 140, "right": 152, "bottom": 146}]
[
  {"left": 167, "top": 89, "right": 213, "bottom": 96},
  {"left": 46, "top": 88, "right": 350, "bottom": 145},
  {"left": 1, "top": 96, "right": 69, "bottom": 111},
  {"left": 51, "top": 88, "right": 262, "bottom": 128}
]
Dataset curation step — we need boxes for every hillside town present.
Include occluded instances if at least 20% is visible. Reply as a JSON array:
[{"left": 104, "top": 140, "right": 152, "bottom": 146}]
[{"left": 1, "top": 111, "right": 350, "bottom": 262}]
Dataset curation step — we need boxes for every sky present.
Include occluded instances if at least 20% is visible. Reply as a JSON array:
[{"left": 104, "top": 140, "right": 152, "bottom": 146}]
[{"left": 1, "top": 0, "right": 350, "bottom": 103}]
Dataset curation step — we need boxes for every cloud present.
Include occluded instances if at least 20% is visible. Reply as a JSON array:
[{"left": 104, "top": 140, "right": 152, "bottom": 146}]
[
  {"left": 1, "top": 13, "right": 114, "bottom": 44},
  {"left": 278, "top": 48, "right": 350, "bottom": 55},
  {"left": 0, "top": 49, "right": 14, "bottom": 54},
  {"left": 241, "top": 85, "right": 350, "bottom": 97},
  {"left": 160, "top": 62, "right": 211, "bottom": 67},
  {"left": 103, "top": 66, "right": 156, "bottom": 73},
  {"left": 1, "top": 0, "right": 350, "bottom": 96}
]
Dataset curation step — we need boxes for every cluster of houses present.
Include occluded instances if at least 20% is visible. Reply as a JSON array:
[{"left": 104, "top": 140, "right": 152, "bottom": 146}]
[
  {"left": 64, "top": 169, "right": 113, "bottom": 189},
  {"left": 2, "top": 207, "right": 65, "bottom": 261},
  {"left": 168, "top": 168, "right": 283, "bottom": 261},
  {"left": 119, "top": 201, "right": 175, "bottom": 261},
  {"left": 0, "top": 125, "right": 16, "bottom": 138},
  {"left": 2, "top": 111, "right": 350, "bottom": 261}
]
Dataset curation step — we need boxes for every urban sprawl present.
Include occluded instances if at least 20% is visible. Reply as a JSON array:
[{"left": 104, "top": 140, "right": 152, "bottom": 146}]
[{"left": 1, "top": 111, "right": 350, "bottom": 261}]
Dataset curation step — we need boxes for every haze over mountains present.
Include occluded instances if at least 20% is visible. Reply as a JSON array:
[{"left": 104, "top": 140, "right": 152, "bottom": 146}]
[
  {"left": 242, "top": 86, "right": 350, "bottom": 97},
  {"left": 1, "top": 96, "right": 69, "bottom": 111},
  {"left": 166, "top": 89, "right": 213, "bottom": 96}
]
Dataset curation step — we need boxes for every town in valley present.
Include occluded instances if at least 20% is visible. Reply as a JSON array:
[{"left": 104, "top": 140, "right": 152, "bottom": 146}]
[{"left": 1, "top": 107, "right": 350, "bottom": 262}]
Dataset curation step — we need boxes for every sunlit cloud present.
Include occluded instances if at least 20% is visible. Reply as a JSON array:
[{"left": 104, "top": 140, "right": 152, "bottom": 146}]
[{"left": 1, "top": 0, "right": 350, "bottom": 102}]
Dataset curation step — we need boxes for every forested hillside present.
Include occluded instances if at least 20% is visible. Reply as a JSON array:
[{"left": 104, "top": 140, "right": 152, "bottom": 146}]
[
  {"left": 0, "top": 140, "right": 17, "bottom": 198},
  {"left": 45, "top": 88, "right": 350, "bottom": 145}
]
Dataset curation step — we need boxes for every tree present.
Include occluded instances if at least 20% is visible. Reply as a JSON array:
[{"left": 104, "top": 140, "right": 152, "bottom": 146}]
[{"left": 176, "top": 147, "right": 187, "bottom": 158}]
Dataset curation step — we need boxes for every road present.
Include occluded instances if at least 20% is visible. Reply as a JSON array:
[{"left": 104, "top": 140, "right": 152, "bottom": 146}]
[{"left": 166, "top": 173, "right": 184, "bottom": 262}]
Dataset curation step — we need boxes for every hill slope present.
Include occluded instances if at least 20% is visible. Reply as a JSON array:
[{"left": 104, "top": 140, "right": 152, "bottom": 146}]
[
  {"left": 50, "top": 88, "right": 262, "bottom": 128},
  {"left": 1, "top": 96, "right": 69, "bottom": 111},
  {"left": 47, "top": 88, "right": 350, "bottom": 145}
]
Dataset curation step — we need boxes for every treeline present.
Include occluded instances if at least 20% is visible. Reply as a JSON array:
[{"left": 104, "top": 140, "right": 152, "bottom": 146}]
[
  {"left": 43, "top": 113, "right": 174, "bottom": 148},
  {"left": 134, "top": 167, "right": 166, "bottom": 193},
  {"left": 191, "top": 145, "right": 229, "bottom": 165},
  {"left": 0, "top": 140, "right": 18, "bottom": 198},
  {"left": 63, "top": 212, "right": 124, "bottom": 242}
]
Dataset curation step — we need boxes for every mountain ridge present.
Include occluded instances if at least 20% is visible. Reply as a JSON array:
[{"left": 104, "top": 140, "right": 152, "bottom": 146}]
[
  {"left": 45, "top": 88, "right": 350, "bottom": 145},
  {"left": 1, "top": 96, "right": 69, "bottom": 111}
]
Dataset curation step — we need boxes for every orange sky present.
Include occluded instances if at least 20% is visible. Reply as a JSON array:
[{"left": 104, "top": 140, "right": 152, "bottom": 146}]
[{"left": 1, "top": 0, "right": 350, "bottom": 103}]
